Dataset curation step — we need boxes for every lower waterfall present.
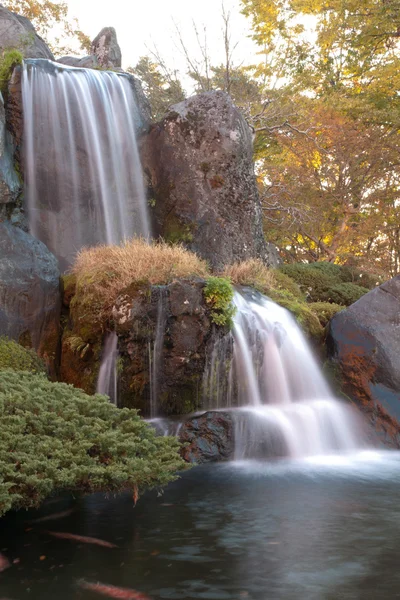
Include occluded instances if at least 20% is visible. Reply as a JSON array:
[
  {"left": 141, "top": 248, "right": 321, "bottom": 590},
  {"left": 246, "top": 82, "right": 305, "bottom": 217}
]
[
  {"left": 96, "top": 332, "right": 119, "bottom": 405},
  {"left": 203, "top": 289, "right": 362, "bottom": 459}
]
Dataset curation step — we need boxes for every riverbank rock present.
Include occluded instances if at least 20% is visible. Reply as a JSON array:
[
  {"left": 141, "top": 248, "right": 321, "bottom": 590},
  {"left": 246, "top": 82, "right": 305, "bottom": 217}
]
[
  {"left": 0, "top": 6, "right": 54, "bottom": 59},
  {"left": 179, "top": 411, "right": 234, "bottom": 463},
  {"left": 0, "top": 92, "right": 21, "bottom": 209},
  {"left": 327, "top": 275, "right": 400, "bottom": 447},
  {"left": 141, "top": 91, "right": 279, "bottom": 270},
  {"left": 0, "top": 221, "right": 61, "bottom": 372},
  {"left": 90, "top": 27, "right": 121, "bottom": 68}
]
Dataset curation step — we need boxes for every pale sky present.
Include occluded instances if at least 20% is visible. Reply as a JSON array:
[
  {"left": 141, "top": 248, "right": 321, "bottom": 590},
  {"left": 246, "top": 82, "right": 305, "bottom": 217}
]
[{"left": 65, "top": 0, "right": 258, "bottom": 91}]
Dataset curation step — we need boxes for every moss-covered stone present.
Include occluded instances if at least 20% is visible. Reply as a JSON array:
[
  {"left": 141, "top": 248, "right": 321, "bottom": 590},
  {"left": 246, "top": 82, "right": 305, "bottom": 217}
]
[{"left": 268, "top": 290, "right": 323, "bottom": 340}]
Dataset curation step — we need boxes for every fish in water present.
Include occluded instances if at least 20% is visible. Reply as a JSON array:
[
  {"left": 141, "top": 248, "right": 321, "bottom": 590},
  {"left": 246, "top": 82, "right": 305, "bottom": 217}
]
[
  {"left": 0, "top": 553, "right": 11, "bottom": 573},
  {"left": 45, "top": 531, "right": 117, "bottom": 548},
  {"left": 30, "top": 509, "right": 74, "bottom": 523},
  {"left": 78, "top": 580, "right": 152, "bottom": 599}
]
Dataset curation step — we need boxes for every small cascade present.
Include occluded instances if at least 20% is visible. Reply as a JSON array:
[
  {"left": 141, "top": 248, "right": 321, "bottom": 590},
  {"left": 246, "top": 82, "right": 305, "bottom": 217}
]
[
  {"left": 21, "top": 59, "right": 150, "bottom": 268},
  {"left": 149, "top": 288, "right": 167, "bottom": 419},
  {"left": 97, "top": 332, "right": 119, "bottom": 405},
  {"left": 204, "top": 289, "right": 362, "bottom": 459}
]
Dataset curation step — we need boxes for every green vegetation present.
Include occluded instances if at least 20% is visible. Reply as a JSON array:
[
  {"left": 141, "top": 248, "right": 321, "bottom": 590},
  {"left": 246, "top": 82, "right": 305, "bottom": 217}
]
[
  {"left": 204, "top": 277, "right": 236, "bottom": 327},
  {"left": 0, "top": 337, "right": 45, "bottom": 374},
  {"left": 307, "top": 303, "right": 344, "bottom": 328},
  {"left": 279, "top": 263, "right": 370, "bottom": 306},
  {"left": 0, "top": 370, "right": 185, "bottom": 517},
  {"left": 0, "top": 49, "right": 23, "bottom": 94}
]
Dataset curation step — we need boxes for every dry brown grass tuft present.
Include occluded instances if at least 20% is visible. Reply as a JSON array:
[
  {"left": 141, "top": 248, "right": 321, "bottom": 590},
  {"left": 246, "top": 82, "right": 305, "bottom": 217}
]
[
  {"left": 71, "top": 239, "right": 209, "bottom": 327},
  {"left": 222, "top": 259, "right": 276, "bottom": 292}
]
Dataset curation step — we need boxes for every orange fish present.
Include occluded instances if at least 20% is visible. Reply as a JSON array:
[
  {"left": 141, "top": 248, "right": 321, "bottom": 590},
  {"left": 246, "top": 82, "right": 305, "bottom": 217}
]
[
  {"left": 0, "top": 553, "right": 11, "bottom": 573},
  {"left": 30, "top": 509, "right": 74, "bottom": 523},
  {"left": 45, "top": 531, "right": 117, "bottom": 548},
  {"left": 78, "top": 580, "right": 152, "bottom": 599}
]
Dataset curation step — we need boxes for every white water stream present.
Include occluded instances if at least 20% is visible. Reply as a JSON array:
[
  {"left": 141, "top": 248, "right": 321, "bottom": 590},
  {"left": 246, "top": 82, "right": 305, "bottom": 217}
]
[
  {"left": 22, "top": 59, "right": 149, "bottom": 268},
  {"left": 204, "top": 290, "right": 362, "bottom": 459}
]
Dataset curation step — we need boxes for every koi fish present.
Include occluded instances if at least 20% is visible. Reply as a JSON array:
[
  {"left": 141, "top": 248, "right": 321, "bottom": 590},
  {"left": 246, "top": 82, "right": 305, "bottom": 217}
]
[
  {"left": 0, "top": 553, "right": 11, "bottom": 573},
  {"left": 78, "top": 580, "right": 152, "bottom": 599},
  {"left": 45, "top": 531, "right": 117, "bottom": 548},
  {"left": 30, "top": 509, "right": 74, "bottom": 523}
]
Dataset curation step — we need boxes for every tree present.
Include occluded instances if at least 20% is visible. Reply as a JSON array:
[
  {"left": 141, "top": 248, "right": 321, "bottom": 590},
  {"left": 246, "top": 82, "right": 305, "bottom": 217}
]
[
  {"left": 4, "top": 0, "right": 90, "bottom": 55},
  {"left": 129, "top": 57, "right": 185, "bottom": 121}
]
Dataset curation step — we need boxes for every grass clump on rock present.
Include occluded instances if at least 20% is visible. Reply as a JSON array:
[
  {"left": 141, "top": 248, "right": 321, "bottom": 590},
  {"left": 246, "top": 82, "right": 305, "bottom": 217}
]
[
  {"left": 0, "top": 370, "right": 185, "bottom": 517},
  {"left": 0, "top": 337, "right": 45, "bottom": 374},
  {"left": 71, "top": 239, "right": 209, "bottom": 329}
]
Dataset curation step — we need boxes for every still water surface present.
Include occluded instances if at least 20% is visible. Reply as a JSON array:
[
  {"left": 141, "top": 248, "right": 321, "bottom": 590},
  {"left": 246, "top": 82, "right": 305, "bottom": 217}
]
[{"left": 1, "top": 451, "right": 400, "bottom": 600}]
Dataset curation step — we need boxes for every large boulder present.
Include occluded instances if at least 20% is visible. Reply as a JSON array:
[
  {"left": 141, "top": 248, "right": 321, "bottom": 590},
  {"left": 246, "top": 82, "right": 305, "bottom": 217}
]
[
  {"left": 57, "top": 55, "right": 99, "bottom": 68},
  {"left": 0, "top": 6, "right": 54, "bottom": 59},
  {"left": 179, "top": 411, "right": 234, "bottom": 463},
  {"left": 141, "top": 91, "right": 279, "bottom": 270},
  {"left": 327, "top": 275, "right": 400, "bottom": 447},
  {"left": 0, "top": 221, "right": 61, "bottom": 372},
  {"left": 90, "top": 27, "right": 121, "bottom": 69}
]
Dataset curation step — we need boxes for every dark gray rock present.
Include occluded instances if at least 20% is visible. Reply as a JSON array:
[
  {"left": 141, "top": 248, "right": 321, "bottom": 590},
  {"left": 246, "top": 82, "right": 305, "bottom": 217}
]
[
  {"left": 91, "top": 27, "right": 121, "bottom": 68},
  {"left": 141, "top": 91, "right": 279, "bottom": 270},
  {"left": 179, "top": 411, "right": 234, "bottom": 463},
  {"left": 0, "top": 6, "right": 54, "bottom": 59},
  {"left": 0, "top": 92, "right": 20, "bottom": 205},
  {"left": 0, "top": 221, "right": 61, "bottom": 372},
  {"left": 57, "top": 55, "right": 99, "bottom": 68},
  {"left": 327, "top": 275, "right": 400, "bottom": 447}
]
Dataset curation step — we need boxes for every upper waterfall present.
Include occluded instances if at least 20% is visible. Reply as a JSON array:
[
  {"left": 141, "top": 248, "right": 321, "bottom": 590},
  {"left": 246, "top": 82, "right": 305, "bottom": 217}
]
[{"left": 21, "top": 59, "right": 150, "bottom": 268}]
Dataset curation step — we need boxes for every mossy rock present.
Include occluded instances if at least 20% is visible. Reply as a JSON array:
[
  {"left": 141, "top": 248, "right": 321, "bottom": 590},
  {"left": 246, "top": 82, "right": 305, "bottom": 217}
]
[
  {"left": 204, "top": 277, "right": 236, "bottom": 328},
  {"left": 308, "top": 302, "right": 344, "bottom": 327},
  {"left": 0, "top": 337, "right": 45, "bottom": 374},
  {"left": 268, "top": 291, "right": 323, "bottom": 340},
  {"left": 271, "top": 269, "right": 304, "bottom": 300}
]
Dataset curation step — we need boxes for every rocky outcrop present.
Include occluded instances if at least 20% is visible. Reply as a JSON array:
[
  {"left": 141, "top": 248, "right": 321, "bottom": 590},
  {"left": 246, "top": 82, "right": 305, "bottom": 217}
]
[
  {"left": 61, "top": 278, "right": 228, "bottom": 415},
  {"left": 327, "top": 275, "right": 400, "bottom": 447},
  {"left": 0, "top": 221, "right": 61, "bottom": 372},
  {"left": 57, "top": 55, "right": 99, "bottom": 68},
  {"left": 0, "top": 6, "right": 54, "bottom": 59},
  {"left": 0, "top": 92, "right": 21, "bottom": 208},
  {"left": 179, "top": 411, "right": 234, "bottom": 463},
  {"left": 141, "top": 91, "right": 279, "bottom": 270},
  {"left": 90, "top": 27, "right": 121, "bottom": 69}
]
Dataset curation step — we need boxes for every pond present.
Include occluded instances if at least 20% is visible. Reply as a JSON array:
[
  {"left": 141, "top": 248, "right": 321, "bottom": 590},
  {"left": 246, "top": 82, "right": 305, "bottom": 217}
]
[{"left": 1, "top": 451, "right": 400, "bottom": 600}]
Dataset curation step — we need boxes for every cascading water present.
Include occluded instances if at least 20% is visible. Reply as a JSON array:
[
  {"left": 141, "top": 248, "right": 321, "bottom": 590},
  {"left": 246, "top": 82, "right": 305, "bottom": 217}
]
[
  {"left": 96, "top": 332, "right": 119, "bottom": 405},
  {"left": 21, "top": 59, "right": 150, "bottom": 268},
  {"left": 204, "top": 289, "right": 362, "bottom": 459}
]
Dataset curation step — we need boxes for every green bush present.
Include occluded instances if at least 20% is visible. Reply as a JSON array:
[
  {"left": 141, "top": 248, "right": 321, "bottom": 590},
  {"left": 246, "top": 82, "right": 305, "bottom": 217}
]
[
  {"left": 0, "top": 371, "right": 185, "bottom": 517},
  {"left": 271, "top": 269, "right": 304, "bottom": 300},
  {"left": 0, "top": 337, "right": 45, "bottom": 374},
  {"left": 308, "top": 302, "right": 344, "bottom": 327},
  {"left": 0, "top": 49, "right": 23, "bottom": 94},
  {"left": 328, "top": 282, "right": 369, "bottom": 306},
  {"left": 308, "top": 262, "right": 351, "bottom": 283},
  {"left": 204, "top": 277, "right": 236, "bottom": 327},
  {"left": 279, "top": 264, "right": 335, "bottom": 302}
]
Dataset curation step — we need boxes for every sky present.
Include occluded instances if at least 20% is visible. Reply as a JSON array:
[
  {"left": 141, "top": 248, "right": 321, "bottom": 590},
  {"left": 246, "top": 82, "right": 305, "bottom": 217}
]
[{"left": 65, "top": 0, "right": 258, "bottom": 91}]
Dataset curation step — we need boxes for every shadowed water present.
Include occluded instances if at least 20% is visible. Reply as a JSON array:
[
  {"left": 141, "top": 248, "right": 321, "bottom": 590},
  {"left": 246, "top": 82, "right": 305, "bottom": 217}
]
[
  {"left": 1, "top": 453, "right": 400, "bottom": 599},
  {"left": 22, "top": 59, "right": 149, "bottom": 268}
]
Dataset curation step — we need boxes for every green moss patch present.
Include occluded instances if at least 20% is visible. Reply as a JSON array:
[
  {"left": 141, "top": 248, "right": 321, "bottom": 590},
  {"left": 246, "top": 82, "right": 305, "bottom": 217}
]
[{"left": 0, "top": 337, "right": 45, "bottom": 374}]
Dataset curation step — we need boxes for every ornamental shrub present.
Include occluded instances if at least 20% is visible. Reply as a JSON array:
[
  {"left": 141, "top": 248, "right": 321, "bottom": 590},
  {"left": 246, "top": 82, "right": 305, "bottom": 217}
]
[
  {"left": 0, "top": 337, "right": 45, "bottom": 374},
  {"left": 308, "top": 302, "right": 344, "bottom": 327},
  {"left": 328, "top": 283, "right": 369, "bottom": 306},
  {"left": 0, "top": 371, "right": 185, "bottom": 517}
]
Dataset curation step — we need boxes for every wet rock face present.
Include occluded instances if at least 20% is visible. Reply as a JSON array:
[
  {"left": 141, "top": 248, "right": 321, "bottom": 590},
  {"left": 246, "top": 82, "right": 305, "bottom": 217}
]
[
  {"left": 179, "top": 411, "right": 234, "bottom": 463},
  {"left": 0, "top": 93, "right": 21, "bottom": 208},
  {"left": 0, "top": 6, "right": 54, "bottom": 59},
  {"left": 0, "top": 221, "right": 61, "bottom": 372},
  {"left": 90, "top": 27, "right": 122, "bottom": 68},
  {"left": 141, "top": 91, "right": 279, "bottom": 270},
  {"left": 327, "top": 275, "right": 400, "bottom": 447}
]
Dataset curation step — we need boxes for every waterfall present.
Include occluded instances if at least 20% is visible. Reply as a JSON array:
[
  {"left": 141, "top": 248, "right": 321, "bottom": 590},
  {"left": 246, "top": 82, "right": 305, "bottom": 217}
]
[
  {"left": 96, "top": 332, "right": 119, "bottom": 405},
  {"left": 21, "top": 59, "right": 150, "bottom": 268},
  {"left": 204, "top": 289, "right": 362, "bottom": 459}
]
